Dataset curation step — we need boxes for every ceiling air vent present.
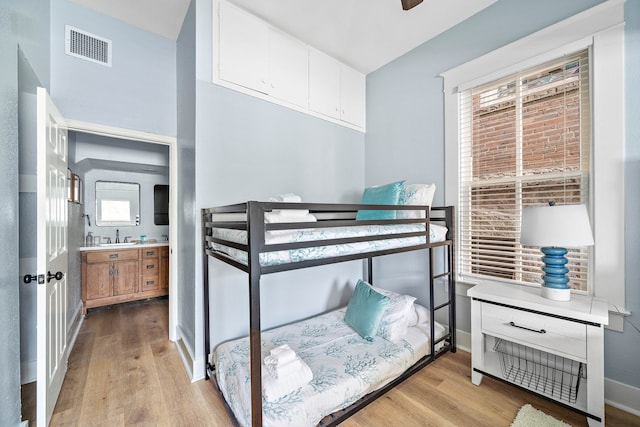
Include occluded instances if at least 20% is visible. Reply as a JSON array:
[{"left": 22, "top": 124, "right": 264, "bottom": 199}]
[{"left": 65, "top": 25, "right": 112, "bottom": 67}]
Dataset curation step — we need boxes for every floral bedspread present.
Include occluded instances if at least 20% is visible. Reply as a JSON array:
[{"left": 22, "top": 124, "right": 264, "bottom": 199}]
[{"left": 213, "top": 308, "right": 431, "bottom": 427}]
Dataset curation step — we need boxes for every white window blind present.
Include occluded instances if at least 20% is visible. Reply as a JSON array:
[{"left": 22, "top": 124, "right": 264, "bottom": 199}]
[{"left": 458, "top": 50, "right": 591, "bottom": 291}]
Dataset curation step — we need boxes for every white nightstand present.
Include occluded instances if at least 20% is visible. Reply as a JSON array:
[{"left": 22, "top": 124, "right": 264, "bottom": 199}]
[{"left": 467, "top": 283, "right": 608, "bottom": 426}]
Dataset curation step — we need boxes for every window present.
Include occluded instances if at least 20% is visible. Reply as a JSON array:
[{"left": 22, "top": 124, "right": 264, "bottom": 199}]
[
  {"left": 440, "top": 0, "right": 626, "bottom": 328},
  {"left": 459, "top": 51, "right": 591, "bottom": 291}
]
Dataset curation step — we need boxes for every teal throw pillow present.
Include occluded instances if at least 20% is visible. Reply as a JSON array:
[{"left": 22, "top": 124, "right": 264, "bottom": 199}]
[
  {"left": 344, "top": 279, "right": 391, "bottom": 341},
  {"left": 356, "top": 180, "right": 405, "bottom": 220}
]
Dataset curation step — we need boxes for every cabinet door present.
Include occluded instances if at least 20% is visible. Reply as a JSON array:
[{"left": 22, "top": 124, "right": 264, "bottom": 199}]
[
  {"left": 218, "top": 1, "right": 268, "bottom": 93},
  {"left": 85, "top": 262, "right": 112, "bottom": 300},
  {"left": 268, "top": 29, "right": 308, "bottom": 108},
  {"left": 340, "top": 65, "right": 366, "bottom": 127},
  {"left": 308, "top": 49, "right": 340, "bottom": 119},
  {"left": 113, "top": 260, "right": 139, "bottom": 296}
]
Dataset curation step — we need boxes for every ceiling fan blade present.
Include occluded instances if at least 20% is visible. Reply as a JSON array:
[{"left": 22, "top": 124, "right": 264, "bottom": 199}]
[{"left": 401, "top": 0, "right": 423, "bottom": 10}]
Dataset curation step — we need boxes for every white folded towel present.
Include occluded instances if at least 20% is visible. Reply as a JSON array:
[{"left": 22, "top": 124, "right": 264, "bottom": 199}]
[
  {"left": 268, "top": 193, "right": 302, "bottom": 203},
  {"left": 271, "top": 209, "right": 310, "bottom": 216},
  {"left": 262, "top": 345, "right": 313, "bottom": 402},
  {"left": 264, "top": 212, "right": 317, "bottom": 223},
  {"left": 264, "top": 344, "right": 297, "bottom": 369}
]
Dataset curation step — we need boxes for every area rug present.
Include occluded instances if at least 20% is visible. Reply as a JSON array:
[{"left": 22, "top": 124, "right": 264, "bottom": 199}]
[{"left": 510, "top": 404, "right": 571, "bottom": 427}]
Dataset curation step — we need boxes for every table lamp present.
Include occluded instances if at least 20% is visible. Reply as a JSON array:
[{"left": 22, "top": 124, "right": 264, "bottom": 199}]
[{"left": 519, "top": 203, "right": 594, "bottom": 301}]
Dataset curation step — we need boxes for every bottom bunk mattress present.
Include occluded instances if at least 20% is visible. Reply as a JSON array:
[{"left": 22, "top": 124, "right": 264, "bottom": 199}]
[{"left": 212, "top": 306, "right": 445, "bottom": 427}]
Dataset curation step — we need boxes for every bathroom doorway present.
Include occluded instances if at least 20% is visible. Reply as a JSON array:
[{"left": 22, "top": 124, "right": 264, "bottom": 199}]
[{"left": 68, "top": 119, "right": 179, "bottom": 341}]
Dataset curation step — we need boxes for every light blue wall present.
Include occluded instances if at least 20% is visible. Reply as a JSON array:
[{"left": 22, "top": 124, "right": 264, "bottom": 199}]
[
  {"left": 366, "top": 0, "right": 639, "bottom": 389},
  {"left": 176, "top": 0, "right": 198, "bottom": 362},
  {"left": 1, "top": 0, "right": 50, "bottom": 422},
  {"left": 605, "top": 0, "right": 640, "bottom": 388},
  {"left": 50, "top": 0, "right": 176, "bottom": 136}
]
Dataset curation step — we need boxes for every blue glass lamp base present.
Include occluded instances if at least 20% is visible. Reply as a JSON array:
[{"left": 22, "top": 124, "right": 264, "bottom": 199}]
[{"left": 540, "top": 247, "right": 571, "bottom": 301}]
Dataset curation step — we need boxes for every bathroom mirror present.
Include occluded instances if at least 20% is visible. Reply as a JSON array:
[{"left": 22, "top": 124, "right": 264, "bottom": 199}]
[{"left": 95, "top": 181, "right": 140, "bottom": 226}]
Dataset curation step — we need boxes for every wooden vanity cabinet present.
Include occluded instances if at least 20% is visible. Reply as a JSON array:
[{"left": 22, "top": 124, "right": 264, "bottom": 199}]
[
  {"left": 84, "top": 249, "right": 138, "bottom": 302},
  {"left": 140, "top": 247, "right": 160, "bottom": 292},
  {"left": 81, "top": 245, "right": 169, "bottom": 314},
  {"left": 159, "top": 246, "right": 169, "bottom": 290}
]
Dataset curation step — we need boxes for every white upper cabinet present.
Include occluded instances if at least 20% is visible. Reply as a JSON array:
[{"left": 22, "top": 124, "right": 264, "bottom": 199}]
[
  {"left": 268, "top": 30, "right": 308, "bottom": 108},
  {"left": 308, "top": 49, "right": 341, "bottom": 120},
  {"left": 309, "top": 49, "right": 366, "bottom": 128},
  {"left": 218, "top": 1, "right": 268, "bottom": 93},
  {"left": 215, "top": 0, "right": 365, "bottom": 131},
  {"left": 340, "top": 65, "right": 366, "bottom": 128}
]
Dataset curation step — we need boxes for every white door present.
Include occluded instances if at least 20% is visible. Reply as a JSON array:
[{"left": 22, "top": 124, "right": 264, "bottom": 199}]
[{"left": 36, "top": 86, "right": 69, "bottom": 426}]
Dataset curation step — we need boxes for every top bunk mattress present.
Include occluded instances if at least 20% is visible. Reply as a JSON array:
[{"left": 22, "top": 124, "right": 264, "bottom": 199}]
[
  {"left": 212, "top": 306, "right": 445, "bottom": 427},
  {"left": 210, "top": 223, "right": 448, "bottom": 267}
]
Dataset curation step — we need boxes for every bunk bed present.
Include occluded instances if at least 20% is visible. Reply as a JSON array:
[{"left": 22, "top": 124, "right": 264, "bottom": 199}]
[{"left": 202, "top": 201, "right": 456, "bottom": 427}]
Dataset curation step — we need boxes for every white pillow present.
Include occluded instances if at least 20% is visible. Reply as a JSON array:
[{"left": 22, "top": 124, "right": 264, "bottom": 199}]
[
  {"left": 398, "top": 183, "right": 436, "bottom": 219},
  {"left": 407, "top": 303, "right": 430, "bottom": 327},
  {"left": 371, "top": 285, "right": 416, "bottom": 343}
]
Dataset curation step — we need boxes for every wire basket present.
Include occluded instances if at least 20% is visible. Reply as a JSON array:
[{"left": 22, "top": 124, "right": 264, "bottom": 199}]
[{"left": 494, "top": 338, "right": 584, "bottom": 403}]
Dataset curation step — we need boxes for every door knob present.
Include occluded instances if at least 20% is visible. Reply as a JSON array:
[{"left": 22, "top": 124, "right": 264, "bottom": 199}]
[{"left": 47, "top": 271, "right": 64, "bottom": 283}]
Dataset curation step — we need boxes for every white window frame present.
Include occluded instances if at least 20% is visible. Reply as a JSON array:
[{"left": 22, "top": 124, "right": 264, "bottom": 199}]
[{"left": 441, "top": 0, "right": 626, "bottom": 330}]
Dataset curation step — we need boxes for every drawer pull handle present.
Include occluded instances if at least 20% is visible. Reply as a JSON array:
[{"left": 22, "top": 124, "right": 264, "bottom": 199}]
[
  {"left": 109, "top": 254, "right": 118, "bottom": 259},
  {"left": 509, "top": 321, "right": 546, "bottom": 334},
  {"left": 147, "top": 264, "right": 155, "bottom": 269},
  {"left": 146, "top": 251, "right": 155, "bottom": 256}
]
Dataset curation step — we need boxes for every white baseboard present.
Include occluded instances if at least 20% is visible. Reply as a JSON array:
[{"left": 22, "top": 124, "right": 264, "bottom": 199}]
[
  {"left": 455, "top": 328, "right": 471, "bottom": 353},
  {"left": 175, "top": 326, "right": 206, "bottom": 383},
  {"left": 20, "top": 360, "right": 36, "bottom": 385},
  {"left": 605, "top": 377, "right": 640, "bottom": 416},
  {"left": 65, "top": 302, "right": 84, "bottom": 363}
]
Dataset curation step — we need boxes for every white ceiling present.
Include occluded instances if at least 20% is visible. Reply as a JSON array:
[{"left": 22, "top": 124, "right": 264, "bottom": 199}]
[{"left": 71, "top": 0, "right": 496, "bottom": 74}]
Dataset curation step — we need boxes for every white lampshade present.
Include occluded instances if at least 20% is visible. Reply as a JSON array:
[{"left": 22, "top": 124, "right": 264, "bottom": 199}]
[{"left": 520, "top": 204, "right": 594, "bottom": 248}]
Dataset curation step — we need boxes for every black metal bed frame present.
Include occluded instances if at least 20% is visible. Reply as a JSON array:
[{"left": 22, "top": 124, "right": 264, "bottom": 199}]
[{"left": 202, "top": 201, "right": 456, "bottom": 427}]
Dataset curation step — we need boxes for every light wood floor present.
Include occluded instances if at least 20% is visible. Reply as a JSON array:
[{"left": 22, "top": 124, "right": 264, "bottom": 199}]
[{"left": 22, "top": 298, "right": 640, "bottom": 426}]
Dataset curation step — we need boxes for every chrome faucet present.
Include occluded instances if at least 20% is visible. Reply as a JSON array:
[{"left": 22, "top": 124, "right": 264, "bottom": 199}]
[
  {"left": 124, "top": 236, "right": 131, "bottom": 243},
  {"left": 115, "top": 229, "right": 120, "bottom": 243}
]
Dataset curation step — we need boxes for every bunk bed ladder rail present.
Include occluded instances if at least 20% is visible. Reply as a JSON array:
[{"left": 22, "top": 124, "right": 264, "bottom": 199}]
[{"left": 429, "top": 206, "right": 456, "bottom": 355}]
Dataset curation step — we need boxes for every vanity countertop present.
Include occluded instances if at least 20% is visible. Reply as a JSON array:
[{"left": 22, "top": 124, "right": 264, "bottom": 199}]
[{"left": 79, "top": 242, "right": 169, "bottom": 252}]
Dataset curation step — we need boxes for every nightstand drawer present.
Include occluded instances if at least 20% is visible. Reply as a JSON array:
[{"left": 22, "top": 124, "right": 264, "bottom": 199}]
[{"left": 481, "top": 303, "right": 586, "bottom": 360}]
